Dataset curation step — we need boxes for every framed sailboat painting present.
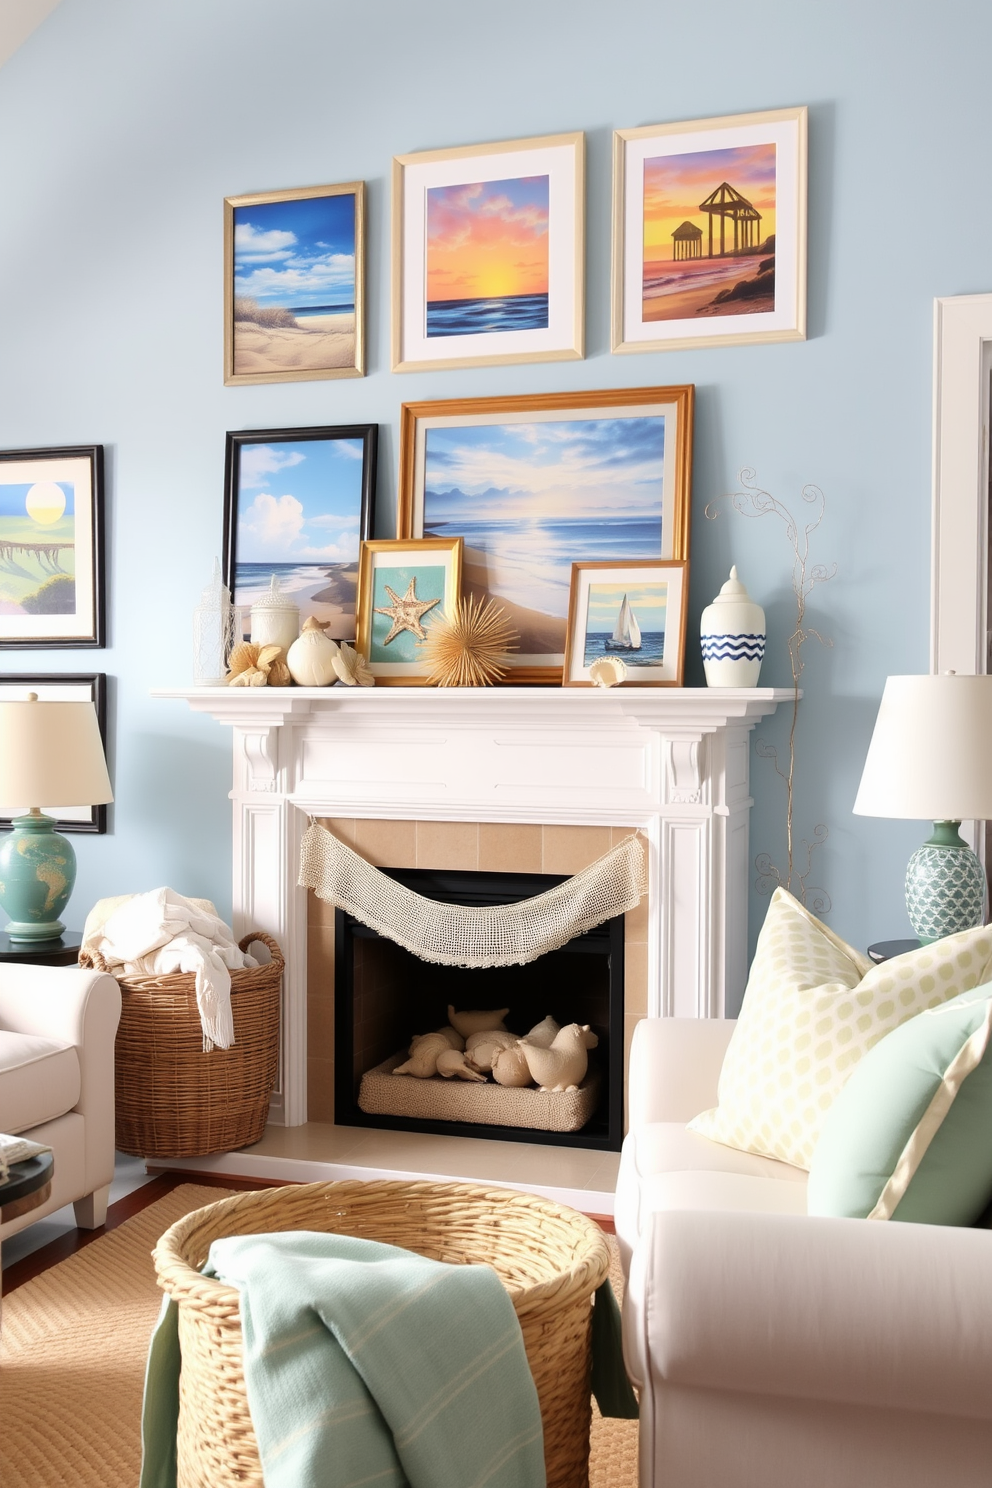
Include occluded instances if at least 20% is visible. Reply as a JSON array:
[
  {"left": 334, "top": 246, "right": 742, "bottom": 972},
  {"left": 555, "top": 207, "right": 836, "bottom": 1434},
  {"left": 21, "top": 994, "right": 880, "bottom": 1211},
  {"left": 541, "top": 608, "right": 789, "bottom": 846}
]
[{"left": 563, "top": 560, "right": 688, "bottom": 686}]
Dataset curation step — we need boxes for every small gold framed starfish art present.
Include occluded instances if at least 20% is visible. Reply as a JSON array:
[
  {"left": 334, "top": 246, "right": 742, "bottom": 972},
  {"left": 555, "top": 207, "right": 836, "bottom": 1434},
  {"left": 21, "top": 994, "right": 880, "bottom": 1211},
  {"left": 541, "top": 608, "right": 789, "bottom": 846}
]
[{"left": 356, "top": 537, "right": 463, "bottom": 685}]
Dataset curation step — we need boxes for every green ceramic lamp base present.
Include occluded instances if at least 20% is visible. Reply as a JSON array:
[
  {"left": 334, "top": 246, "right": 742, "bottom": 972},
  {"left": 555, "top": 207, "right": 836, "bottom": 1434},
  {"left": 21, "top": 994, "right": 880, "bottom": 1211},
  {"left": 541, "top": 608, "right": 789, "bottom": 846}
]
[
  {"left": 0, "top": 810, "right": 77, "bottom": 943},
  {"left": 905, "top": 820, "right": 987, "bottom": 945}
]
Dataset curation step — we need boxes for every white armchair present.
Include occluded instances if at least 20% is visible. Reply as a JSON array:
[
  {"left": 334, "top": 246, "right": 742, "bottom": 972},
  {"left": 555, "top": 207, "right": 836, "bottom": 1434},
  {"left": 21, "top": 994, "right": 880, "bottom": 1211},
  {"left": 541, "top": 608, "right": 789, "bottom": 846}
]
[
  {"left": 616, "top": 1017, "right": 992, "bottom": 1488},
  {"left": 0, "top": 962, "right": 121, "bottom": 1239}
]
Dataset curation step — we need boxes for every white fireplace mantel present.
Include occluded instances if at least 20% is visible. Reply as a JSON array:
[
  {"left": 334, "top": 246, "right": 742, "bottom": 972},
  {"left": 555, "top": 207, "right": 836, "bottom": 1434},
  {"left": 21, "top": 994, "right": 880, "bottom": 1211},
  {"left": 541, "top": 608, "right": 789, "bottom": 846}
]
[{"left": 156, "top": 685, "right": 791, "bottom": 1125}]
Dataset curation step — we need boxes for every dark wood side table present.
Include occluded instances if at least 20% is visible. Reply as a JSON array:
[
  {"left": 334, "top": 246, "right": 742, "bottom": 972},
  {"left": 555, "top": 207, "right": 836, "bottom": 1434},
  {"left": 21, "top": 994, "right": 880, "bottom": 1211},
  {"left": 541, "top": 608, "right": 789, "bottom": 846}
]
[
  {"left": 0, "top": 931, "right": 82, "bottom": 967},
  {"left": 1, "top": 1151, "right": 55, "bottom": 1314},
  {"left": 867, "top": 938, "right": 922, "bottom": 964}
]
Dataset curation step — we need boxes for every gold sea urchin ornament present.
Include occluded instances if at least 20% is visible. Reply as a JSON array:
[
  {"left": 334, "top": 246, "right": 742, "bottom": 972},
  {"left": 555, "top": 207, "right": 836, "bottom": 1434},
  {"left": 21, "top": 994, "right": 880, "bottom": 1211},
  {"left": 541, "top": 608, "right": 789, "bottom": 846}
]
[{"left": 418, "top": 595, "right": 518, "bottom": 687}]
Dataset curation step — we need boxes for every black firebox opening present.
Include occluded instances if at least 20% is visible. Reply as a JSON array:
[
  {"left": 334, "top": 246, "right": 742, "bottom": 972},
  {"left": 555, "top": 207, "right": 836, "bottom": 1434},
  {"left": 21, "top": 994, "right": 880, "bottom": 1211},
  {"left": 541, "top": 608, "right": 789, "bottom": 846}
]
[{"left": 332, "top": 866, "right": 624, "bottom": 1152}]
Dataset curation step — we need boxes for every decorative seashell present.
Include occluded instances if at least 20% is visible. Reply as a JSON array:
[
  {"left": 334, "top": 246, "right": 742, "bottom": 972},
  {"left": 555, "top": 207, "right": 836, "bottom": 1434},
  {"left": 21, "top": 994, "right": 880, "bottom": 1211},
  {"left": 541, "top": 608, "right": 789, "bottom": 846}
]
[
  {"left": 464, "top": 1029, "right": 519, "bottom": 1072},
  {"left": 589, "top": 656, "right": 627, "bottom": 689},
  {"left": 435, "top": 1025, "right": 466, "bottom": 1052},
  {"left": 333, "top": 642, "right": 376, "bottom": 688},
  {"left": 286, "top": 617, "right": 341, "bottom": 687},
  {"left": 436, "top": 1048, "right": 487, "bottom": 1081},
  {"left": 518, "top": 1023, "right": 598, "bottom": 1093},
  {"left": 447, "top": 1005, "right": 509, "bottom": 1038},
  {"left": 226, "top": 641, "right": 291, "bottom": 688},
  {"left": 392, "top": 1030, "right": 451, "bottom": 1078},
  {"left": 491, "top": 1043, "right": 534, "bottom": 1087},
  {"left": 524, "top": 1016, "right": 560, "bottom": 1049}
]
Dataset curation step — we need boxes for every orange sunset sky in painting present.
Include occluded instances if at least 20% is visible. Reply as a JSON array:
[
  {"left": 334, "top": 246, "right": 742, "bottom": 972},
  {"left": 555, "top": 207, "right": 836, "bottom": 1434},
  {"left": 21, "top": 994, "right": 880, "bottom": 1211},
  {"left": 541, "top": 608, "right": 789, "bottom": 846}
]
[
  {"left": 426, "top": 175, "right": 549, "bottom": 303},
  {"left": 643, "top": 144, "right": 776, "bottom": 262}
]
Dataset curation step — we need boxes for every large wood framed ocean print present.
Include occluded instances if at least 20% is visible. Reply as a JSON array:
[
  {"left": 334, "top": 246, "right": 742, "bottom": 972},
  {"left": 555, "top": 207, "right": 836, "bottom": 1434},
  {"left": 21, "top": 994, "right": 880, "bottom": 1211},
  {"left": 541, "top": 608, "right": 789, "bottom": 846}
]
[
  {"left": 0, "top": 446, "right": 104, "bottom": 647},
  {"left": 398, "top": 387, "right": 693, "bottom": 682},
  {"left": 224, "top": 181, "right": 365, "bottom": 384},
  {"left": 392, "top": 132, "right": 584, "bottom": 372},
  {"left": 612, "top": 107, "right": 807, "bottom": 354},
  {"left": 223, "top": 424, "right": 377, "bottom": 645}
]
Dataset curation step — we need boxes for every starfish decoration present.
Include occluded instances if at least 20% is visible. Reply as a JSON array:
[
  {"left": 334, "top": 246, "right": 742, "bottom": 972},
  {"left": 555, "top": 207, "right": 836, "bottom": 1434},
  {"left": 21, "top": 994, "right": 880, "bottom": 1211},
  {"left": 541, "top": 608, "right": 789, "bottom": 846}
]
[{"left": 374, "top": 577, "right": 440, "bottom": 644}]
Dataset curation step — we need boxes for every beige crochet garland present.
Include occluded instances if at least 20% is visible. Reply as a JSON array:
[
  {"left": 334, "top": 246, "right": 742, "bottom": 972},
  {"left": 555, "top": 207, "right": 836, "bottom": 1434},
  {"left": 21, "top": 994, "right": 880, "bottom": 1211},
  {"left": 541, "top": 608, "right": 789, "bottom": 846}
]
[{"left": 298, "top": 821, "right": 647, "bottom": 969}]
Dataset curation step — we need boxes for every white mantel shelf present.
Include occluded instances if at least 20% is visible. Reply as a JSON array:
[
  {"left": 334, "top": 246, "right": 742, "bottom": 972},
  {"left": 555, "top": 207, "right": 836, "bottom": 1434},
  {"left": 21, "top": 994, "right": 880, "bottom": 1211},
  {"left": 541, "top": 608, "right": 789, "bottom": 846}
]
[{"left": 155, "top": 684, "right": 791, "bottom": 1126}]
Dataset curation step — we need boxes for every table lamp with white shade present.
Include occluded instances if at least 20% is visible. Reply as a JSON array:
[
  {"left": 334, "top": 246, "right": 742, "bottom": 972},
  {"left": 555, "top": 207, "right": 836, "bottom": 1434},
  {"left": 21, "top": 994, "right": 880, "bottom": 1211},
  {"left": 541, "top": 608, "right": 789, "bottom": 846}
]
[
  {"left": 853, "top": 672, "right": 992, "bottom": 943},
  {"left": 0, "top": 692, "right": 113, "bottom": 942}
]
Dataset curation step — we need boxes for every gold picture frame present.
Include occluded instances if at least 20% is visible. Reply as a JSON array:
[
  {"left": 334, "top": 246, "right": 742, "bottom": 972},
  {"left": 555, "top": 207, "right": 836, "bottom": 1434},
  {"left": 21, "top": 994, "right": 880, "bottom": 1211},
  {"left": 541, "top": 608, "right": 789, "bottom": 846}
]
[
  {"left": 224, "top": 180, "right": 365, "bottom": 385},
  {"left": 391, "top": 131, "right": 585, "bottom": 372},
  {"left": 356, "top": 537, "right": 463, "bottom": 686},
  {"left": 563, "top": 560, "right": 688, "bottom": 686},
  {"left": 398, "top": 386, "right": 693, "bottom": 684},
  {"left": 612, "top": 106, "right": 807, "bottom": 354}
]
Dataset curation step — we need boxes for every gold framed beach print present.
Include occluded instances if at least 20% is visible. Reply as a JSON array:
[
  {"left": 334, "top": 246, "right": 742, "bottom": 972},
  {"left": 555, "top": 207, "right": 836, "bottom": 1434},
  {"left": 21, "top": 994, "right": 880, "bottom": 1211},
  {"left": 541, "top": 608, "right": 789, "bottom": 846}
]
[
  {"left": 398, "top": 386, "right": 693, "bottom": 684},
  {"left": 356, "top": 537, "right": 463, "bottom": 686},
  {"left": 224, "top": 181, "right": 365, "bottom": 384},
  {"left": 563, "top": 561, "right": 688, "bottom": 687},
  {"left": 612, "top": 107, "right": 807, "bottom": 354},
  {"left": 391, "top": 131, "right": 584, "bottom": 372}
]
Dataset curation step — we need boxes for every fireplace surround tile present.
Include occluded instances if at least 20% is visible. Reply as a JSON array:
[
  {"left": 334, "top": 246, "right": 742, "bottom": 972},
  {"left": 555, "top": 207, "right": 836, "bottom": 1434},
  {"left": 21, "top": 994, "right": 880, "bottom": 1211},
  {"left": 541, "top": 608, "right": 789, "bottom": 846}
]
[
  {"left": 415, "top": 819, "right": 480, "bottom": 870},
  {"left": 478, "top": 823, "right": 544, "bottom": 874},
  {"left": 542, "top": 824, "right": 613, "bottom": 874},
  {"left": 356, "top": 817, "right": 417, "bottom": 867}
]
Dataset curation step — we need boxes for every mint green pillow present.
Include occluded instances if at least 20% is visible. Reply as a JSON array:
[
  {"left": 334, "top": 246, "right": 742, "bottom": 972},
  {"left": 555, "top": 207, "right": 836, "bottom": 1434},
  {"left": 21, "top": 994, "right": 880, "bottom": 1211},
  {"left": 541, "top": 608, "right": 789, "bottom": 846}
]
[{"left": 807, "top": 985, "right": 992, "bottom": 1224}]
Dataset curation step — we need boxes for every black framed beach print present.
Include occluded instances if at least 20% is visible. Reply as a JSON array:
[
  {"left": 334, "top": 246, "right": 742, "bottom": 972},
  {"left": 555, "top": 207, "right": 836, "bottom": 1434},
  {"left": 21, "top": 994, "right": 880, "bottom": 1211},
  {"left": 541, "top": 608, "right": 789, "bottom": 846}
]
[
  {"left": 612, "top": 107, "right": 807, "bottom": 353},
  {"left": 0, "top": 445, "right": 105, "bottom": 648},
  {"left": 223, "top": 425, "right": 377, "bottom": 644},
  {"left": 224, "top": 181, "right": 366, "bottom": 384},
  {"left": 392, "top": 131, "right": 584, "bottom": 372}
]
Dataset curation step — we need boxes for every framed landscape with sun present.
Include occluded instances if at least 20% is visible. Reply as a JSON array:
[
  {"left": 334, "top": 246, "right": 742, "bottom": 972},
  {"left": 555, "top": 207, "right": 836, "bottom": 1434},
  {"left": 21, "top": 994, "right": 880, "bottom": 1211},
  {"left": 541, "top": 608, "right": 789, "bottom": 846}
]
[
  {"left": 392, "top": 131, "right": 584, "bottom": 371},
  {"left": 0, "top": 446, "right": 104, "bottom": 648},
  {"left": 356, "top": 537, "right": 463, "bottom": 685},
  {"left": 224, "top": 181, "right": 365, "bottom": 384},
  {"left": 612, "top": 107, "right": 807, "bottom": 353},
  {"left": 223, "top": 425, "right": 377, "bottom": 644}
]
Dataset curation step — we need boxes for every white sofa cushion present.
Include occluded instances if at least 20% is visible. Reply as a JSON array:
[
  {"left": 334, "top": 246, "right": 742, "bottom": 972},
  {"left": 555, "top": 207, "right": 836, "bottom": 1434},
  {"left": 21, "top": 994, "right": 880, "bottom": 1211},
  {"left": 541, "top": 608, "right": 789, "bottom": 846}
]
[
  {"left": 0, "top": 1030, "right": 80, "bottom": 1134},
  {"left": 615, "top": 1121, "right": 807, "bottom": 1262}
]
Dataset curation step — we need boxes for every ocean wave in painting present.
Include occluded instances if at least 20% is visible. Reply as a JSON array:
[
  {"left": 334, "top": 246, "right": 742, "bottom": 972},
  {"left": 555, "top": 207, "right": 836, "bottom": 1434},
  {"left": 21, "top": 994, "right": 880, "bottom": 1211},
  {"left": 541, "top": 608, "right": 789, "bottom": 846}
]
[{"left": 426, "top": 292, "right": 549, "bottom": 338}]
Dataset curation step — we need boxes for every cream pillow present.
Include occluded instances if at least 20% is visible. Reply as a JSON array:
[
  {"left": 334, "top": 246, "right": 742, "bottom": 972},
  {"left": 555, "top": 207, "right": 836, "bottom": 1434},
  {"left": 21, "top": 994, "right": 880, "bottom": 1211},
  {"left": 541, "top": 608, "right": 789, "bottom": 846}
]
[{"left": 688, "top": 888, "right": 992, "bottom": 1169}]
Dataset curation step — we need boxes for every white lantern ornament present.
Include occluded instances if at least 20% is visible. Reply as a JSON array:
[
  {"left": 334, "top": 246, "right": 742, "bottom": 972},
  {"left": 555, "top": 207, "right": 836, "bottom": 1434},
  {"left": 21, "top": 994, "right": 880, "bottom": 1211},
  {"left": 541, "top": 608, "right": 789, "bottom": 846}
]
[{"left": 700, "top": 567, "right": 766, "bottom": 687}]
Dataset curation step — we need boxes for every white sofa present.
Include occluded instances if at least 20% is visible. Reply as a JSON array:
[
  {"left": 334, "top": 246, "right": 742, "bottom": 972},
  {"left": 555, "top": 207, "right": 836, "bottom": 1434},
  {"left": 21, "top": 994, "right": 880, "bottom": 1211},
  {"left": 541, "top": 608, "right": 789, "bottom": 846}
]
[
  {"left": 0, "top": 962, "right": 121, "bottom": 1241},
  {"left": 616, "top": 1017, "right": 992, "bottom": 1488}
]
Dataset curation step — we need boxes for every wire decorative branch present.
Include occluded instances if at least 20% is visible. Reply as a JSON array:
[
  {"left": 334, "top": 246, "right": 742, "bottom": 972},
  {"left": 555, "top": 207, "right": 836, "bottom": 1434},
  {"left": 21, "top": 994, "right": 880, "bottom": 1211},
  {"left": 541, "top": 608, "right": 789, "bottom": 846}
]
[{"left": 705, "top": 470, "right": 837, "bottom": 909}]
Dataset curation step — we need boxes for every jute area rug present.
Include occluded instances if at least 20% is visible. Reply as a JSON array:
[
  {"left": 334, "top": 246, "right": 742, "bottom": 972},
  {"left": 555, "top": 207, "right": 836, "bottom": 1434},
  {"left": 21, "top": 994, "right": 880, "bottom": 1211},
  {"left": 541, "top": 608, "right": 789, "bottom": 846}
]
[{"left": 0, "top": 1183, "right": 637, "bottom": 1488}]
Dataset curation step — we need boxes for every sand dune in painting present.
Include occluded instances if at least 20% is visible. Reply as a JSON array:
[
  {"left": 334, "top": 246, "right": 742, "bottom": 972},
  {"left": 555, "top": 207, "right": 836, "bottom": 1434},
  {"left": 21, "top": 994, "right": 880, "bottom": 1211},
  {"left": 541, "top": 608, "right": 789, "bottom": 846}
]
[{"left": 234, "top": 313, "right": 356, "bottom": 374}]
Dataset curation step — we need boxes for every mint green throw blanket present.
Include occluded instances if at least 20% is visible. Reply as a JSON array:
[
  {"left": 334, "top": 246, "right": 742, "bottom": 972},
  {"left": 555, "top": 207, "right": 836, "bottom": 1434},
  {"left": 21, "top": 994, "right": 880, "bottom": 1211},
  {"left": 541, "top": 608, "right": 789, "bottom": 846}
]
[{"left": 141, "top": 1230, "right": 546, "bottom": 1488}]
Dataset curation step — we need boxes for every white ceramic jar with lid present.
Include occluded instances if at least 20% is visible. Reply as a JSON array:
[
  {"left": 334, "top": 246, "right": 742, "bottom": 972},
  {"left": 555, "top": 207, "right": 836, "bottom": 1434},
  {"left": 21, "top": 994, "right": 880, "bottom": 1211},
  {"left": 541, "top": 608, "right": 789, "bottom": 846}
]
[
  {"left": 249, "top": 575, "right": 300, "bottom": 653},
  {"left": 700, "top": 566, "right": 766, "bottom": 686}
]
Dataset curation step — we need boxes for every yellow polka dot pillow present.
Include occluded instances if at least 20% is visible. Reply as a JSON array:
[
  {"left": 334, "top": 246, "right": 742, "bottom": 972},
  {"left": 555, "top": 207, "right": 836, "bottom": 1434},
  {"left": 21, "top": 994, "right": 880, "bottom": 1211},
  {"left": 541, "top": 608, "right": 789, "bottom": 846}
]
[{"left": 688, "top": 887, "right": 992, "bottom": 1170}]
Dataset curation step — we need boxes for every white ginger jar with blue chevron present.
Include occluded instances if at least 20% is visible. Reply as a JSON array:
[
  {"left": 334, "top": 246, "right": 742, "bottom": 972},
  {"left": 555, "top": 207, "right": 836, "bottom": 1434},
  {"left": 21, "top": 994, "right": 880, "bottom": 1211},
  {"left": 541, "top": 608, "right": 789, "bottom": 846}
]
[{"left": 700, "top": 566, "right": 766, "bottom": 686}]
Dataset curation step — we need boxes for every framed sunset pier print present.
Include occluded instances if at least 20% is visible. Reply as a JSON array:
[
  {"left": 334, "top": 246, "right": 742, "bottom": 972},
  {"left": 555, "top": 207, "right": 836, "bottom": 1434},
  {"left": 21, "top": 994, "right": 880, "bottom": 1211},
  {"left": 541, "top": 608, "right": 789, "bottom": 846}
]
[
  {"left": 0, "top": 446, "right": 104, "bottom": 647},
  {"left": 391, "top": 132, "right": 584, "bottom": 372},
  {"left": 612, "top": 107, "right": 807, "bottom": 353},
  {"left": 224, "top": 181, "right": 365, "bottom": 384},
  {"left": 223, "top": 424, "right": 377, "bottom": 644},
  {"left": 398, "top": 386, "right": 693, "bottom": 683},
  {"left": 563, "top": 560, "right": 688, "bottom": 686}
]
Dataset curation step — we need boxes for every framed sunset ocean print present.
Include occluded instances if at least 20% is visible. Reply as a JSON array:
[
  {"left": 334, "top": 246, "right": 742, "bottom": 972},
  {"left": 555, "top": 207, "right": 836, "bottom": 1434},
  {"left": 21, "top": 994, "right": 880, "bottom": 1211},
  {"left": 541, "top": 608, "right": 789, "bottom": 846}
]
[
  {"left": 398, "top": 386, "right": 693, "bottom": 683},
  {"left": 612, "top": 107, "right": 807, "bottom": 353},
  {"left": 392, "top": 132, "right": 584, "bottom": 371},
  {"left": 224, "top": 181, "right": 365, "bottom": 384}
]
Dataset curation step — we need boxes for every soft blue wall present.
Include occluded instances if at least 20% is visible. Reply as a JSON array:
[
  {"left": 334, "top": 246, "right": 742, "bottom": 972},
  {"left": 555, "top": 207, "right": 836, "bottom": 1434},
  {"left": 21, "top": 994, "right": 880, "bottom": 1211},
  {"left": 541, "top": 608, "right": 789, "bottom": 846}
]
[{"left": 0, "top": 0, "right": 985, "bottom": 998}]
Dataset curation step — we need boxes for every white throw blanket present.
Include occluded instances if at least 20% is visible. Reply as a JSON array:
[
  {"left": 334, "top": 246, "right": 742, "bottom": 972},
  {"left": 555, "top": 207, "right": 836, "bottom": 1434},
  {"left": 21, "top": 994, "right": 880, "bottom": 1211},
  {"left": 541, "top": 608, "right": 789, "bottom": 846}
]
[{"left": 81, "top": 889, "right": 258, "bottom": 1050}]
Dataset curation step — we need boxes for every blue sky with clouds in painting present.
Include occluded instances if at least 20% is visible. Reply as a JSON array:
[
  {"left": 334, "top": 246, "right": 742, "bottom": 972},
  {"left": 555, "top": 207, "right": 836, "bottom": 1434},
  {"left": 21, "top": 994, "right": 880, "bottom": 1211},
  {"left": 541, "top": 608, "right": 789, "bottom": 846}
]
[
  {"left": 423, "top": 415, "right": 666, "bottom": 522},
  {"left": 234, "top": 194, "right": 356, "bottom": 308},
  {"left": 236, "top": 439, "right": 364, "bottom": 564}
]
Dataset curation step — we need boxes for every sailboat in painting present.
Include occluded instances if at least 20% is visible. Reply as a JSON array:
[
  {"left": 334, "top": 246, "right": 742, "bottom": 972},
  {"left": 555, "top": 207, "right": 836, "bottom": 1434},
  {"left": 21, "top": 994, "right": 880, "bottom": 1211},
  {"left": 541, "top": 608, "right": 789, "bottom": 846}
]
[{"left": 605, "top": 593, "right": 642, "bottom": 652}]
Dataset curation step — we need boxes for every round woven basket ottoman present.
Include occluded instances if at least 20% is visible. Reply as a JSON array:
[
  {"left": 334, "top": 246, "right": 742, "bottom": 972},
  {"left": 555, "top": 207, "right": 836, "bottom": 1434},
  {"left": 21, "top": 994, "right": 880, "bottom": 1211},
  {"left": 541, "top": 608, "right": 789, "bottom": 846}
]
[{"left": 153, "top": 1178, "right": 612, "bottom": 1488}]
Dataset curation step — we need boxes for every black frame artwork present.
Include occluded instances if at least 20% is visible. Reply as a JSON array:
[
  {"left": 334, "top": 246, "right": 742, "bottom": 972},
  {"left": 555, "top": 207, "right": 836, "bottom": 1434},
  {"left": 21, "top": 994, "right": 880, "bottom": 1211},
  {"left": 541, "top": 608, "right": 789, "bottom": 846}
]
[
  {"left": 0, "top": 672, "right": 108, "bottom": 833},
  {"left": 0, "top": 445, "right": 105, "bottom": 649},
  {"left": 223, "top": 424, "right": 378, "bottom": 644}
]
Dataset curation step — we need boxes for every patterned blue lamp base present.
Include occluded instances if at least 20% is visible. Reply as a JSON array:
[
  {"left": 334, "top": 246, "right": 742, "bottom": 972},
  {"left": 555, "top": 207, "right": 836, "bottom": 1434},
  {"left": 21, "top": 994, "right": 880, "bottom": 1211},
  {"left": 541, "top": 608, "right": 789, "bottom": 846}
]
[
  {"left": 0, "top": 811, "right": 77, "bottom": 941},
  {"left": 905, "top": 821, "right": 986, "bottom": 945}
]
